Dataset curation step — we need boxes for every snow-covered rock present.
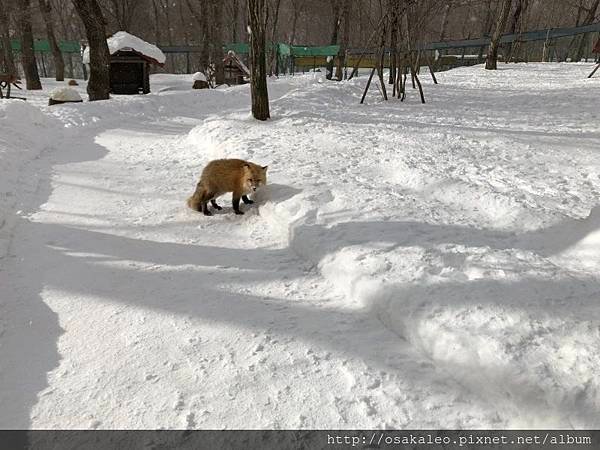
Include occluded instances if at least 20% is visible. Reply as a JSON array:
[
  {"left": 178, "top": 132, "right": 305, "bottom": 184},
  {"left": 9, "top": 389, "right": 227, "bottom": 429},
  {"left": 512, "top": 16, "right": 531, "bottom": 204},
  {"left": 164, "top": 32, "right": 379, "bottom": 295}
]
[
  {"left": 49, "top": 87, "right": 82, "bottom": 103},
  {"left": 192, "top": 72, "right": 207, "bottom": 82}
]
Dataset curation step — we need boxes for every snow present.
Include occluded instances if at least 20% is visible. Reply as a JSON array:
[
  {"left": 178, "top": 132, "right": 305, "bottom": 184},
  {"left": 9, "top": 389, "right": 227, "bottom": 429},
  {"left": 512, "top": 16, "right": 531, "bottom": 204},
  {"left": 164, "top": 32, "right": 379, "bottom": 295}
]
[
  {"left": 2, "top": 63, "right": 600, "bottom": 429},
  {"left": 82, "top": 31, "right": 166, "bottom": 65},
  {"left": 192, "top": 72, "right": 207, "bottom": 82},
  {"left": 49, "top": 87, "right": 82, "bottom": 102}
]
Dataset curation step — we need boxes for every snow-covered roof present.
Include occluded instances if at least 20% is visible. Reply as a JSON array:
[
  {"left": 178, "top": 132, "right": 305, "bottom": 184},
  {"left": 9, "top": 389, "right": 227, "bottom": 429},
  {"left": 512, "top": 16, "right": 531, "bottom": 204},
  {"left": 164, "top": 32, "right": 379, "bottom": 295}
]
[
  {"left": 82, "top": 31, "right": 166, "bottom": 66},
  {"left": 223, "top": 51, "right": 250, "bottom": 76}
]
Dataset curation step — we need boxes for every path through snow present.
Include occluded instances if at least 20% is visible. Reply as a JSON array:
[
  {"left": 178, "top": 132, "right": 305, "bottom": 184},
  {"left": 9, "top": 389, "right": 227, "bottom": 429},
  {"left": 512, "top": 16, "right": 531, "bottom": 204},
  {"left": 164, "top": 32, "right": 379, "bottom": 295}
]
[{"left": 1, "top": 64, "right": 600, "bottom": 429}]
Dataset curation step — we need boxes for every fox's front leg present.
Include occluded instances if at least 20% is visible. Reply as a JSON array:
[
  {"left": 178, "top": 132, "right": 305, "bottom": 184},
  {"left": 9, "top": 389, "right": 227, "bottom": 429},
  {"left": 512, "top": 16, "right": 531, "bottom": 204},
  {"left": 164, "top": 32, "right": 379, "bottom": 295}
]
[
  {"left": 210, "top": 199, "right": 222, "bottom": 210},
  {"left": 232, "top": 194, "right": 244, "bottom": 215},
  {"left": 242, "top": 195, "right": 254, "bottom": 205}
]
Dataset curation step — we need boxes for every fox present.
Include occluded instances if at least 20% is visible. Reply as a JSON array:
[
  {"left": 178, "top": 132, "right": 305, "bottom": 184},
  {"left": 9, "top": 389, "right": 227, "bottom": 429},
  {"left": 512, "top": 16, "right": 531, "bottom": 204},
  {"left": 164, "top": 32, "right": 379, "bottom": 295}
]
[{"left": 187, "top": 159, "right": 268, "bottom": 216}]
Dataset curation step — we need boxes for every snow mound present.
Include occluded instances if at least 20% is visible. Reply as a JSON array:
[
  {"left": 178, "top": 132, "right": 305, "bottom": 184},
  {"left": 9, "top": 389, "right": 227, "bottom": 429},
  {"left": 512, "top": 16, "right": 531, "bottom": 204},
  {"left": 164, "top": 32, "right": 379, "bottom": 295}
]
[
  {"left": 82, "top": 31, "right": 166, "bottom": 65},
  {"left": 49, "top": 87, "right": 82, "bottom": 102},
  {"left": 192, "top": 72, "right": 207, "bottom": 82}
]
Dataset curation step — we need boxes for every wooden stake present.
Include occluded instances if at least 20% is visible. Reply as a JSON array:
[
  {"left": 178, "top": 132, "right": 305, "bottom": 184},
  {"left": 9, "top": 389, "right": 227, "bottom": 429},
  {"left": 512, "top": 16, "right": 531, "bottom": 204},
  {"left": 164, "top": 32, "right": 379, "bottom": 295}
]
[{"left": 360, "top": 66, "right": 377, "bottom": 104}]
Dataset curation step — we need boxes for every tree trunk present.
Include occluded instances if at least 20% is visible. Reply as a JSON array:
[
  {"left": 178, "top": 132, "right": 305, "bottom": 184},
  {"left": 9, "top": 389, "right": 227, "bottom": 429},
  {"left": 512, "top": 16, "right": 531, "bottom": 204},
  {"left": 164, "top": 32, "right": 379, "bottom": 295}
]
[
  {"left": 72, "top": 0, "right": 110, "bottom": 100},
  {"left": 574, "top": 0, "right": 600, "bottom": 62},
  {"left": 439, "top": 1, "right": 452, "bottom": 41},
  {"left": 248, "top": 0, "right": 270, "bottom": 120},
  {"left": 211, "top": 0, "right": 225, "bottom": 85},
  {"left": 231, "top": 0, "right": 239, "bottom": 42},
  {"left": 506, "top": 0, "right": 529, "bottom": 62},
  {"left": 289, "top": 0, "right": 302, "bottom": 45},
  {"left": 478, "top": 0, "right": 494, "bottom": 60},
  {"left": 0, "top": 5, "right": 17, "bottom": 75},
  {"left": 376, "top": 11, "right": 387, "bottom": 100},
  {"left": 19, "top": 0, "right": 42, "bottom": 89},
  {"left": 185, "top": 0, "right": 210, "bottom": 72},
  {"left": 485, "top": 0, "right": 512, "bottom": 70},
  {"left": 152, "top": 0, "right": 162, "bottom": 46},
  {"left": 39, "top": 0, "right": 65, "bottom": 81},
  {"left": 335, "top": 0, "right": 350, "bottom": 81},
  {"left": 326, "top": 0, "right": 341, "bottom": 80},
  {"left": 387, "top": 0, "right": 400, "bottom": 84},
  {"left": 267, "top": 0, "right": 282, "bottom": 76}
]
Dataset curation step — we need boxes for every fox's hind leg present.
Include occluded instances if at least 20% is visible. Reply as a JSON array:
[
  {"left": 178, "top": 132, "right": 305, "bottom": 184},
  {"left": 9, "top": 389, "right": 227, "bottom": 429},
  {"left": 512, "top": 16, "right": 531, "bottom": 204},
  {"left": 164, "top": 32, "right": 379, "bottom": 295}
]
[
  {"left": 201, "top": 191, "right": 217, "bottom": 216},
  {"left": 242, "top": 195, "right": 254, "bottom": 205},
  {"left": 210, "top": 199, "right": 222, "bottom": 210}
]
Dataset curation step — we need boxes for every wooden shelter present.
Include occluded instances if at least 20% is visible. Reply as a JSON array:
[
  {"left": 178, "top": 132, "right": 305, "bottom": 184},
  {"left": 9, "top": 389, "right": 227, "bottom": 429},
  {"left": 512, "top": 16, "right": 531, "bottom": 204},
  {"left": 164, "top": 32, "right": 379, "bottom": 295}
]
[
  {"left": 109, "top": 50, "right": 162, "bottom": 94},
  {"left": 222, "top": 51, "right": 250, "bottom": 85},
  {"left": 83, "top": 32, "right": 166, "bottom": 95}
]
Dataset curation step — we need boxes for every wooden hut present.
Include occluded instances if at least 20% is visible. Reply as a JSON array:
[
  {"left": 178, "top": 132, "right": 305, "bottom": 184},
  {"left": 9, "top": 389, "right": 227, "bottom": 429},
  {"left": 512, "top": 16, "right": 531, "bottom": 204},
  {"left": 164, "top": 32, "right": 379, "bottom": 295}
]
[
  {"left": 222, "top": 51, "right": 250, "bottom": 85},
  {"left": 83, "top": 32, "right": 166, "bottom": 95}
]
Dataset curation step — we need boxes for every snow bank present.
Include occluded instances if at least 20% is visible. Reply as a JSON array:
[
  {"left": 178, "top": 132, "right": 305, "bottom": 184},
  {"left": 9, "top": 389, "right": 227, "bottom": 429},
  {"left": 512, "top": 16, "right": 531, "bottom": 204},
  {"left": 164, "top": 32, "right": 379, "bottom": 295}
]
[
  {"left": 82, "top": 31, "right": 166, "bottom": 65},
  {"left": 0, "top": 101, "right": 59, "bottom": 258}
]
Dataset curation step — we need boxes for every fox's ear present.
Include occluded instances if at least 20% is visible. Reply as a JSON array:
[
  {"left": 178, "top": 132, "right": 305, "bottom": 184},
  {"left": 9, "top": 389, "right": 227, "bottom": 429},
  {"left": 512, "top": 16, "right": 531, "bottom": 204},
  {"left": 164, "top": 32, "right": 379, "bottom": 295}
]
[{"left": 262, "top": 165, "right": 268, "bottom": 171}]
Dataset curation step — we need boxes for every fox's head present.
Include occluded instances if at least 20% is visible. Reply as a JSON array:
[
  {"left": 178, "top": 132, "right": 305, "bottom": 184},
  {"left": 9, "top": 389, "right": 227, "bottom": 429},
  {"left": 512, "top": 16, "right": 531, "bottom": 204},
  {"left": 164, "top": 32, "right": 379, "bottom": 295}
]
[{"left": 243, "top": 163, "right": 268, "bottom": 193}]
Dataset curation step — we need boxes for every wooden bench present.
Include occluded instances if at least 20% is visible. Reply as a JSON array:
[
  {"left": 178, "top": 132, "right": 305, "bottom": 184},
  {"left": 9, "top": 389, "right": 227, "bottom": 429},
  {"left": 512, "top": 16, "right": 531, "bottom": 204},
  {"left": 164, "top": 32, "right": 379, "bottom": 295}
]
[{"left": 0, "top": 74, "right": 25, "bottom": 100}]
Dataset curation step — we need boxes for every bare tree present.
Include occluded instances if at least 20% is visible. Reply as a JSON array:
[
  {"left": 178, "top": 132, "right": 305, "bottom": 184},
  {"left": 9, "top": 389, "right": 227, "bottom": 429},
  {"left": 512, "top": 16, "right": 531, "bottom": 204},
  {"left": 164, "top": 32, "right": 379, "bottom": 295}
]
[
  {"left": 248, "top": 0, "right": 270, "bottom": 120},
  {"left": 185, "top": 0, "right": 210, "bottom": 71},
  {"left": 439, "top": 1, "right": 452, "bottom": 41},
  {"left": 325, "top": 0, "right": 341, "bottom": 80},
  {"left": 335, "top": 0, "right": 350, "bottom": 80},
  {"left": 288, "top": 0, "right": 303, "bottom": 44},
  {"left": 0, "top": 3, "right": 17, "bottom": 75},
  {"left": 19, "top": 0, "right": 42, "bottom": 89},
  {"left": 38, "top": 0, "right": 65, "bottom": 81},
  {"left": 485, "top": 0, "right": 512, "bottom": 70},
  {"left": 72, "top": 0, "right": 111, "bottom": 100},
  {"left": 267, "top": 0, "right": 282, "bottom": 75},
  {"left": 102, "top": 0, "right": 140, "bottom": 31},
  {"left": 211, "top": 0, "right": 225, "bottom": 84},
  {"left": 572, "top": 0, "right": 600, "bottom": 61},
  {"left": 506, "top": 0, "right": 530, "bottom": 62}
]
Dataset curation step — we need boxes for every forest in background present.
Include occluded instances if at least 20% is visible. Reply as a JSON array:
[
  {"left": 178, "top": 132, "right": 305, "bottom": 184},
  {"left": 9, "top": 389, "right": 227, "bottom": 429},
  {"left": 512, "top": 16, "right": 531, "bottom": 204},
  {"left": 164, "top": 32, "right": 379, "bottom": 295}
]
[{"left": 1, "top": 0, "right": 600, "bottom": 79}]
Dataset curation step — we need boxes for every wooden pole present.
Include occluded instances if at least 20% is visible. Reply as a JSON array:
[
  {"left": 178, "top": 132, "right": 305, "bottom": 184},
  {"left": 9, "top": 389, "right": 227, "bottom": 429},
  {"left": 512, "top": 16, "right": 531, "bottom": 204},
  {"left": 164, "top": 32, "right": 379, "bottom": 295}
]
[{"left": 360, "top": 66, "right": 376, "bottom": 104}]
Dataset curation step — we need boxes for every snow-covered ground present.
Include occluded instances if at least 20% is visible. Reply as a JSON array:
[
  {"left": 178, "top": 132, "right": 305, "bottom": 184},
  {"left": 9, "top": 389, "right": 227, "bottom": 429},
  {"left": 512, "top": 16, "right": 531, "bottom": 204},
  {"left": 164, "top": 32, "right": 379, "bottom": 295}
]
[{"left": 1, "top": 64, "right": 600, "bottom": 429}]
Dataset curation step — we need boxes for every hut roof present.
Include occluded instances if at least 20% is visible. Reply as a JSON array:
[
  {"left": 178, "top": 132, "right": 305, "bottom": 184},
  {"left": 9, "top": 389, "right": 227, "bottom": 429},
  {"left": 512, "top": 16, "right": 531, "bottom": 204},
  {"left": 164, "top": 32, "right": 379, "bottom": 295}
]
[
  {"left": 83, "top": 31, "right": 166, "bottom": 66},
  {"left": 223, "top": 51, "right": 250, "bottom": 76}
]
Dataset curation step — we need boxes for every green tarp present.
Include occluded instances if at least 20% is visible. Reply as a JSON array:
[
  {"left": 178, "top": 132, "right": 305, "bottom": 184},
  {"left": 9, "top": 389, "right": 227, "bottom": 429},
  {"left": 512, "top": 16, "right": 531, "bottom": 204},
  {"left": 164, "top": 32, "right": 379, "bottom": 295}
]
[
  {"left": 222, "top": 42, "right": 340, "bottom": 57},
  {"left": 289, "top": 45, "right": 339, "bottom": 57},
  {"left": 223, "top": 42, "right": 249, "bottom": 54},
  {"left": 2, "top": 39, "right": 81, "bottom": 53}
]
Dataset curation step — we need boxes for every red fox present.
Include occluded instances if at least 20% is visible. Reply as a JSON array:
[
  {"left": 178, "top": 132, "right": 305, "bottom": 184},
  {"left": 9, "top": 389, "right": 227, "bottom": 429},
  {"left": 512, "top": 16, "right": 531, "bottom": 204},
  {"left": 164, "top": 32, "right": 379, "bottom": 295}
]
[{"left": 187, "top": 159, "right": 268, "bottom": 215}]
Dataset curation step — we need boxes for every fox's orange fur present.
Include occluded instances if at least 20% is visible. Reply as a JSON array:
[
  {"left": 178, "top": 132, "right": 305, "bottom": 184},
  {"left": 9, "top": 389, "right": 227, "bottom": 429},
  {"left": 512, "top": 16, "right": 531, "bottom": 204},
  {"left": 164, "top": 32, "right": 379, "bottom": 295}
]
[{"left": 187, "top": 159, "right": 268, "bottom": 215}]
